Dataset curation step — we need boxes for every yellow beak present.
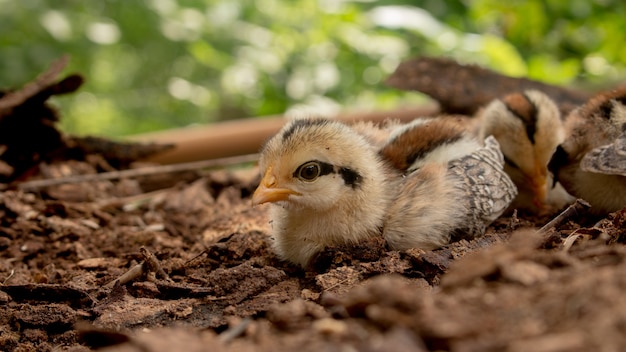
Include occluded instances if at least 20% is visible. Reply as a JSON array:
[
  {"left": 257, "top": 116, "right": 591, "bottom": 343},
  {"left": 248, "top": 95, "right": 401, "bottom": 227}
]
[{"left": 252, "top": 167, "right": 300, "bottom": 205}]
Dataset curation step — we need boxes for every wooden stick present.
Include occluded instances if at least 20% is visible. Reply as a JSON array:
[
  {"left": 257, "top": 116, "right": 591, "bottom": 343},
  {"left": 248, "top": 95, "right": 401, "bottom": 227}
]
[
  {"left": 104, "top": 262, "right": 145, "bottom": 289},
  {"left": 539, "top": 199, "right": 591, "bottom": 233},
  {"left": 140, "top": 246, "right": 172, "bottom": 283},
  {"left": 218, "top": 317, "right": 253, "bottom": 343},
  {"left": 385, "top": 57, "right": 590, "bottom": 116},
  {"left": 17, "top": 153, "right": 259, "bottom": 191},
  {"left": 17, "top": 107, "right": 437, "bottom": 190},
  {"left": 0, "top": 55, "right": 69, "bottom": 111},
  {"left": 126, "top": 105, "right": 438, "bottom": 164},
  {"left": 2, "top": 269, "right": 15, "bottom": 285}
]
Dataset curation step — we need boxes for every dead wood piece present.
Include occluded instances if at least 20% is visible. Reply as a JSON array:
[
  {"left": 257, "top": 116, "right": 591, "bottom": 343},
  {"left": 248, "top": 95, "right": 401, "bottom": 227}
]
[
  {"left": 385, "top": 56, "right": 590, "bottom": 115},
  {"left": 0, "top": 55, "right": 85, "bottom": 182},
  {"left": 104, "top": 262, "right": 145, "bottom": 290},
  {"left": 17, "top": 153, "right": 260, "bottom": 191},
  {"left": 127, "top": 105, "right": 439, "bottom": 164},
  {"left": 103, "top": 247, "right": 173, "bottom": 290},
  {"left": 218, "top": 317, "right": 253, "bottom": 343},
  {"left": 0, "top": 56, "right": 171, "bottom": 182},
  {"left": 0, "top": 55, "right": 74, "bottom": 112},
  {"left": 140, "top": 246, "right": 172, "bottom": 283},
  {"left": 539, "top": 199, "right": 591, "bottom": 233},
  {"left": 2, "top": 269, "right": 15, "bottom": 285}
]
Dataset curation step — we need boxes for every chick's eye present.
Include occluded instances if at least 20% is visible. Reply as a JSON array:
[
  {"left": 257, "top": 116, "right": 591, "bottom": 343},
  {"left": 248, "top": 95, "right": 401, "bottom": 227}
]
[{"left": 297, "top": 162, "right": 321, "bottom": 181}]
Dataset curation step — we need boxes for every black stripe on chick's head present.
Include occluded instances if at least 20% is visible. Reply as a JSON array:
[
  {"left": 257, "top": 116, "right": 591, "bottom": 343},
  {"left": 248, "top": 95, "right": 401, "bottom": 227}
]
[{"left": 503, "top": 92, "right": 539, "bottom": 144}]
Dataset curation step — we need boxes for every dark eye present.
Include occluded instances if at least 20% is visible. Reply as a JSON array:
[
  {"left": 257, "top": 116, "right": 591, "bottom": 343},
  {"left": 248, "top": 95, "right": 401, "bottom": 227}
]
[{"left": 297, "top": 161, "right": 321, "bottom": 181}]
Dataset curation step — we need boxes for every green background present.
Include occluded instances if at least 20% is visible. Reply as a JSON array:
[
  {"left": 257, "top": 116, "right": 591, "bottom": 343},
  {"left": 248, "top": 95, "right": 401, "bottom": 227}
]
[{"left": 2, "top": 0, "right": 625, "bottom": 137}]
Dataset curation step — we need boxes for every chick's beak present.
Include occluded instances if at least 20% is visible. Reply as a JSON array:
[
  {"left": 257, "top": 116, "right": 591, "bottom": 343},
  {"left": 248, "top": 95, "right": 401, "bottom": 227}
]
[
  {"left": 252, "top": 167, "right": 300, "bottom": 205},
  {"left": 529, "top": 163, "right": 548, "bottom": 209}
]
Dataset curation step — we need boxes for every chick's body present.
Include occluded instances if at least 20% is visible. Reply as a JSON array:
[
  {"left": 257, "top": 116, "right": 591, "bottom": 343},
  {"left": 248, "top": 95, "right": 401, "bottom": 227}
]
[
  {"left": 383, "top": 135, "right": 516, "bottom": 250},
  {"left": 549, "top": 87, "right": 626, "bottom": 214},
  {"left": 253, "top": 117, "right": 517, "bottom": 267}
]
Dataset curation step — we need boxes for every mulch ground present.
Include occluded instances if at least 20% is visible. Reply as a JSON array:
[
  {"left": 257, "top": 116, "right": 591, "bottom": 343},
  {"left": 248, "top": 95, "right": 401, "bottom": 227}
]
[
  {"left": 1, "top": 56, "right": 625, "bottom": 352},
  {"left": 0, "top": 161, "right": 625, "bottom": 352}
]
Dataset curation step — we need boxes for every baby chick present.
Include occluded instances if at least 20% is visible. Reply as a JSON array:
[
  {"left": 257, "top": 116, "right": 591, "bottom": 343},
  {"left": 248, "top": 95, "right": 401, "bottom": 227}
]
[
  {"left": 381, "top": 120, "right": 518, "bottom": 250},
  {"left": 548, "top": 87, "right": 626, "bottom": 214},
  {"left": 252, "top": 118, "right": 391, "bottom": 267},
  {"left": 252, "top": 117, "right": 517, "bottom": 267},
  {"left": 478, "top": 90, "right": 574, "bottom": 213}
]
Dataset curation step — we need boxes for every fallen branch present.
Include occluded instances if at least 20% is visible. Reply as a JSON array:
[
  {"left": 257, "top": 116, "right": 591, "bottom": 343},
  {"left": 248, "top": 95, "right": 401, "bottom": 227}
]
[
  {"left": 385, "top": 56, "right": 590, "bottom": 115},
  {"left": 104, "top": 262, "right": 145, "bottom": 290},
  {"left": 539, "top": 199, "right": 591, "bottom": 233},
  {"left": 218, "top": 317, "right": 253, "bottom": 343},
  {"left": 103, "top": 247, "right": 173, "bottom": 289},
  {"left": 0, "top": 55, "right": 71, "bottom": 112},
  {"left": 1, "top": 269, "right": 14, "bottom": 285},
  {"left": 127, "top": 105, "right": 438, "bottom": 164},
  {"left": 95, "top": 187, "right": 172, "bottom": 210},
  {"left": 17, "top": 153, "right": 259, "bottom": 191},
  {"left": 140, "top": 246, "right": 172, "bottom": 283}
]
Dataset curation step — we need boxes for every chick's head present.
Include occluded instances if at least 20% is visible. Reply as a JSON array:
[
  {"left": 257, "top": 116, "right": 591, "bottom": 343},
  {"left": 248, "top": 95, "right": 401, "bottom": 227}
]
[
  {"left": 252, "top": 118, "right": 384, "bottom": 212},
  {"left": 562, "top": 87, "right": 626, "bottom": 160},
  {"left": 480, "top": 90, "right": 564, "bottom": 206}
]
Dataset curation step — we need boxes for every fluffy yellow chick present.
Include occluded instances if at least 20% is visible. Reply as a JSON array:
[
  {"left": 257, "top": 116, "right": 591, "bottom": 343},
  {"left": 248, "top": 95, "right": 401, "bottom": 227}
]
[
  {"left": 252, "top": 117, "right": 517, "bottom": 267},
  {"left": 478, "top": 90, "right": 574, "bottom": 213}
]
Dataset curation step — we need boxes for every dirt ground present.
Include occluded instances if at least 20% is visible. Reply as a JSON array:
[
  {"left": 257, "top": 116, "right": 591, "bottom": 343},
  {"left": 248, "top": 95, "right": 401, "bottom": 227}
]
[
  {"left": 0, "top": 160, "right": 625, "bottom": 352},
  {"left": 1, "top": 56, "right": 626, "bottom": 351}
]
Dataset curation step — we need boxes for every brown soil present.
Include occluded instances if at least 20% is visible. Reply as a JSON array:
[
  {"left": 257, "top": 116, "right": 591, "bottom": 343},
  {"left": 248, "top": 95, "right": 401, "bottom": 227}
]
[{"left": 0, "top": 160, "right": 625, "bottom": 352}]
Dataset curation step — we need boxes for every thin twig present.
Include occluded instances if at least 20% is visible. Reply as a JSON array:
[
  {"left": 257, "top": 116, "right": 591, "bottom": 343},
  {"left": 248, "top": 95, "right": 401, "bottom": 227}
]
[
  {"left": 218, "top": 317, "right": 253, "bottom": 343},
  {"left": 561, "top": 233, "right": 583, "bottom": 252},
  {"left": 1, "top": 269, "right": 15, "bottom": 285},
  {"left": 539, "top": 199, "right": 591, "bottom": 233},
  {"left": 140, "top": 246, "right": 172, "bottom": 283},
  {"left": 104, "top": 262, "right": 145, "bottom": 289},
  {"left": 103, "top": 247, "right": 174, "bottom": 289},
  {"left": 17, "top": 153, "right": 259, "bottom": 191},
  {"left": 95, "top": 187, "right": 172, "bottom": 209},
  {"left": 323, "top": 277, "right": 354, "bottom": 292}
]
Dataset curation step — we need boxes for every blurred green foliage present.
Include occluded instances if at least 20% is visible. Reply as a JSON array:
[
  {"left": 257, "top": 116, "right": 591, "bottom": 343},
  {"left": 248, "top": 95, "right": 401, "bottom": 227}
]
[{"left": 1, "top": 0, "right": 625, "bottom": 137}]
